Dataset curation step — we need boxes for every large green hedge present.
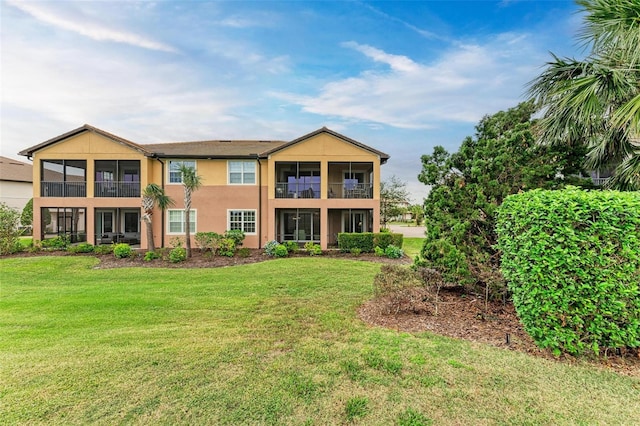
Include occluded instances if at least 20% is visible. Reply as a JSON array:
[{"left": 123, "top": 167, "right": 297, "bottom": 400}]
[
  {"left": 338, "top": 233, "right": 403, "bottom": 253},
  {"left": 496, "top": 188, "right": 640, "bottom": 356}
]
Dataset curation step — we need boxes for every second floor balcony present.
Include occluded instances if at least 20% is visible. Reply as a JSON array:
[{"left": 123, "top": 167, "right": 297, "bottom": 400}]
[
  {"left": 41, "top": 181, "right": 86, "bottom": 197},
  {"left": 95, "top": 181, "right": 141, "bottom": 198},
  {"left": 328, "top": 182, "right": 372, "bottom": 199}
]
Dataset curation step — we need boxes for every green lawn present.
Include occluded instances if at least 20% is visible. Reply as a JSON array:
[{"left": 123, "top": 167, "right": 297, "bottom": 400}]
[
  {"left": 1, "top": 257, "right": 639, "bottom": 425},
  {"left": 402, "top": 237, "right": 424, "bottom": 259}
]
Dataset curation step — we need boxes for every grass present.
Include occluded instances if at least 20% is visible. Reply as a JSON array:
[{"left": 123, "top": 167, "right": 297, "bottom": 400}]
[
  {"left": 402, "top": 237, "right": 424, "bottom": 259},
  {"left": 2, "top": 256, "right": 639, "bottom": 424}
]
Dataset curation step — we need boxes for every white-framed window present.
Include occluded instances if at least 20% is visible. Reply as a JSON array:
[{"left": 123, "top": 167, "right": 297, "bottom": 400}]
[
  {"left": 167, "top": 209, "right": 196, "bottom": 234},
  {"left": 228, "top": 161, "right": 256, "bottom": 184},
  {"left": 228, "top": 210, "right": 256, "bottom": 234},
  {"left": 168, "top": 160, "right": 196, "bottom": 184}
]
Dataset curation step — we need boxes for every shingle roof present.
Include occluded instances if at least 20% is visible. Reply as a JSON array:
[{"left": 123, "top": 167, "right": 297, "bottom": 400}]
[
  {"left": 143, "top": 140, "right": 288, "bottom": 158},
  {"left": 0, "top": 156, "right": 33, "bottom": 183},
  {"left": 18, "top": 124, "right": 151, "bottom": 157},
  {"left": 18, "top": 125, "right": 390, "bottom": 162}
]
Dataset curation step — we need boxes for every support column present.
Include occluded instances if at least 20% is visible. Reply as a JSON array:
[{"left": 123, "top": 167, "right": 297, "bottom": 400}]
[{"left": 320, "top": 206, "right": 328, "bottom": 250}]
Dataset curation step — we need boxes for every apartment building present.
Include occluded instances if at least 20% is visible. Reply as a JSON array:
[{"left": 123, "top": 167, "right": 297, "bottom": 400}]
[{"left": 19, "top": 125, "right": 389, "bottom": 250}]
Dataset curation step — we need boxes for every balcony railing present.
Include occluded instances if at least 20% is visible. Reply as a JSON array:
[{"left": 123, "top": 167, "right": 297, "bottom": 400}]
[
  {"left": 41, "top": 181, "right": 86, "bottom": 197},
  {"left": 592, "top": 177, "right": 611, "bottom": 186},
  {"left": 328, "top": 183, "right": 372, "bottom": 199},
  {"left": 275, "top": 182, "right": 320, "bottom": 199},
  {"left": 95, "top": 181, "right": 141, "bottom": 198}
]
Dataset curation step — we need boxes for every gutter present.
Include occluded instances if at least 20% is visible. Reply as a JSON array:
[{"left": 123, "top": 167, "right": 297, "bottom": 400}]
[{"left": 154, "top": 156, "right": 166, "bottom": 249}]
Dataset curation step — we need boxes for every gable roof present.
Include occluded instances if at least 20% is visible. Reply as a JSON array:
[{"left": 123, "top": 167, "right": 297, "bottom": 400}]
[
  {"left": 0, "top": 156, "right": 33, "bottom": 183},
  {"left": 18, "top": 124, "right": 151, "bottom": 158},
  {"left": 261, "top": 127, "right": 390, "bottom": 163},
  {"left": 18, "top": 125, "right": 390, "bottom": 163}
]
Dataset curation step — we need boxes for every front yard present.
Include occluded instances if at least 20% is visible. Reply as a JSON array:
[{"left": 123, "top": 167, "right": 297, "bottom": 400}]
[{"left": 1, "top": 256, "right": 639, "bottom": 424}]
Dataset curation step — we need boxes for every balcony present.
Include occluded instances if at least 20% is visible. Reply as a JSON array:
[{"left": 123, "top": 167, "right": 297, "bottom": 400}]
[
  {"left": 95, "top": 181, "right": 141, "bottom": 198},
  {"left": 275, "top": 182, "right": 320, "bottom": 199},
  {"left": 328, "top": 182, "right": 372, "bottom": 199},
  {"left": 41, "top": 181, "right": 87, "bottom": 197}
]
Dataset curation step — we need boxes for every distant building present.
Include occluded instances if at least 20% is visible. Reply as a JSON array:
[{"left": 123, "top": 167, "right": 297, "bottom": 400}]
[{"left": 0, "top": 156, "right": 33, "bottom": 212}]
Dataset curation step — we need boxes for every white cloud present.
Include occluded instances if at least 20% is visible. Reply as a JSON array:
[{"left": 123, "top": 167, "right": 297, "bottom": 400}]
[
  {"left": 6, "top": 0, "right": 177, "bottom": 53},
  {"left": 274, "top": 35, "right": 546, "bottom": 129}
]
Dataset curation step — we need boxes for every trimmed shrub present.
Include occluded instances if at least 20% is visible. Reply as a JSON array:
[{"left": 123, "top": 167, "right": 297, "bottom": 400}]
[
  {"left": 374, "top": 246, "right": 385, "bottom": 257},
  {"left": 497, "top": 188, "right": 640, "bottom": 356},
  {"left": 274, "top": 244, "right": 289, "bottom": 257},
  {"left": 224, "top": 229, "right": 245, "bottom": 247},
  {"left": 113, "top": 243, "right": 133, "bottom": 259},
  {"left": 373, "top": 233, "right": 403, "bottom": 249},
  {"left": 194, "top": 231, "right": 222, "bottom": 254},
  {"left": 93, "top": 244, "right": 113, "bottom": 255},
  {"left": 350, "top": 247, "right": 362, "bottom": 256},
  {"left": 41, "top": 235, "right": 70, "bottom": 250},
  {"left": 169, "top": 246, "right": 187, "bottom": 263},
  {"left": 304, "top": 242, "right": 322, "bottom": 256},
  {"left": 264, "top": 240, "right": 280, "bottom": 256},
  {"left": 144, "top": 251, "right": 160, "bottom": 261},
  {"left": 68, "top": 242, "right": 94, "bottom": 253},
  {"left": 284, "top": 240, "right": 299, "bottom": 253},
  {"left": 218, "top": 238, "right": 236, "bottom": 257},
  {"left": 384, "top": 245, "right": 404, "bottom": 259},
  {"left": 338, "top": 232, "right": 402, "bottom": 252},
  {"left": 237, "top": 247, "right": 251, "bottom": 258}
]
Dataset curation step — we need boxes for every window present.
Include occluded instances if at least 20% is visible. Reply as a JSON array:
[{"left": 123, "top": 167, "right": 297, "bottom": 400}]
[
  {"left": 169, "top": 160, "right": 196, "bottom": 184},
  {"left": 228, "top": 210, "right": 256, "bottom": 234},
  {"left": 228, "top": 161, "right": 256, "bottom": 184},
  {"left": 168, "top": 210, "right": 196, "bottom": 234}
]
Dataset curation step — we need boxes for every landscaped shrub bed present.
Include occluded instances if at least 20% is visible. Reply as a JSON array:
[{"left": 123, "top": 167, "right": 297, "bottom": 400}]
[
  {"left": 338, "top": 232, "right": 403, "bottom": 253},
  {"left": 497, "top": 188, "right": 640, "bottom": 356}
]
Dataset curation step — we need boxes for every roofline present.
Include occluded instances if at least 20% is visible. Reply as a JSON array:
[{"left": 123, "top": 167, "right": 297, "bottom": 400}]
[
  {"left": 18, "top": 124, "right": 150, "bottom": 158},
  {"left": 148, "top": 153, "right": 260, "bottom": 160},
  {"left": 260, "top": 127, "right": 390, "bottom": 163}
]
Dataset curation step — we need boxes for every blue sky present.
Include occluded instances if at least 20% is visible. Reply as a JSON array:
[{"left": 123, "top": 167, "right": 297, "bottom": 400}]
[{"left": 1, "top": 0, "right": 583, "bottom": 201}]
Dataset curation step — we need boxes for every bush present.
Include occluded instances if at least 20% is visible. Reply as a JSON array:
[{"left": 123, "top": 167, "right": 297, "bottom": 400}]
[
  {"left": 41, "top": 235, "right": 70, "bottom": 250},
  {"left": 224, "top": 229, "right": 245, "bottom": 247},
  {"left": 373, "top": 265, "right": 430, "bottom": 315},
  {"left": 338, "top": 232, "right": 402, "bottom": 253},
  {"left": 218, "top": 238, "right": 236, "bottom": 257},
  {"left": 0, "top": 202, "right": 22, "bottom": 253},
  {"left": 338, "top": 233, "right": 373, "bottom": 253},
  {"left": 304, "top": 242, "right": 322, "bottom": 256},
  {"left": 497, "top": 188, "right": 640, "bottom": 356},
  {"left": 93, "top": 244, "right": 113, "bottom": 255},
  {"left": 284, "top": 240, "right": 299, "bottom": 253},
  {"left": 169, "top": 246, "right": 187, "bottom": 263},
  {"left": 194, "top": 231, "right": 222, "bottom": 255},
  {"left": 237, "top": 247, "right": 251, "bottom": 258},
  {"left": 374, "top": 246, "right": 385, "bottom": 257},
  {"left": 373, "top": 233, "right": 403, "bottom": 249},
  {"left": 264, "top": 240, "right": 280, "bottom": 256},
  {"left": 113, "top": 243, "right": 133, "bottom": 259},
  {"left": 144, "top": 251, "right": 160, "bottom": 261},
  {"left": 350, "top": 247, "right": 362, "bottom": 256},
  {"left": 274, "top": 244, "right": 289, "bottom": 257},
  {"left": 384, "top": 245, "right": 404, "bottom": 259},
  {"left": 68, "top": 242, "right": 94, "bottom": 253}
]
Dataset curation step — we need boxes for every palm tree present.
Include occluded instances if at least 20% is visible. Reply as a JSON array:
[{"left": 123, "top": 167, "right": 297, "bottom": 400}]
[
  {"left": 528, "top": 0, "right": 640, "bottom": 190},
  {"left": 178, "top": 164, "right": 202, "bottom": 258},
  {"left": 141, "top": 183, "right": 174, "bottom": 252}
]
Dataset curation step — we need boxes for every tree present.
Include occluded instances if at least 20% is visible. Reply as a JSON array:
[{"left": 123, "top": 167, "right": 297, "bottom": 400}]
[
  {"left": 416, "top": 101, "right": 591, "bottom": 298},
  {"left": 409, "top": 204, "right": 424, "bottom": 226},
  {"left": 21, "top": 198, "right": 33, "bottom": 229},
  {"left": 141, "top": 183, "right": 174, "bottom": 252},
  {"left": 0, "top": 203, "right": 22, "bottom": 254},
  {"left": 179, "top": 164, "right": 202, "bottom": 258},
  {"left": 528, "top": 0, "right": 640, "bottom": 190},
  {"left": 380, "top": 175, "right": 410, "bottom": 227}
]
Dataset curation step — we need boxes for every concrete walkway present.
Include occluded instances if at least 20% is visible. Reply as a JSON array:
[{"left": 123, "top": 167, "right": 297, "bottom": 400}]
[{"left": 387, "top": 224, "right": 425, "bottom": 238}]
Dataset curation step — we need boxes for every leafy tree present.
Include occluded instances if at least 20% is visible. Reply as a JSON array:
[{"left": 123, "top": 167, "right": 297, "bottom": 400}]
[
  {"left": 0, "top": 203, "right": 22, "bottom": 254},
  {"left": 179, "top": 164, "right": 203, "bottom": 258},
  {"left": 528, "top": 0, "right": 640, "bottom": 190},
  {"left": 409, "top": 204, "right": 424, "bottom": 226},
  {"left": 380, "top": 175, "right": 410, "bottom": 227},
  {"left": 21, "top": 198, "right": 33, "bottom": 228},
  {"left": 416, "top": 101, "right": 590, "bottom": 298},
  {"left": 141, "top": 183, "right": 174, "bottom": 252}
]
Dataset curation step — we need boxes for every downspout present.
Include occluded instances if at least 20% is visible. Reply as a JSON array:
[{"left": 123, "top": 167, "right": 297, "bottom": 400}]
[{"left": 256, "top": 156, "right": 262, "bottom": 248}]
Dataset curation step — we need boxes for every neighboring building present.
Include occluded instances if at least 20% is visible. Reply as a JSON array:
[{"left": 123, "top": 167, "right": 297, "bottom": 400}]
[
  {"left": 0, "top": 155, "right": 33, "bottom": 212},
  {"left": 19, "top": 125, "right": 389, "bottom": 249}
]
